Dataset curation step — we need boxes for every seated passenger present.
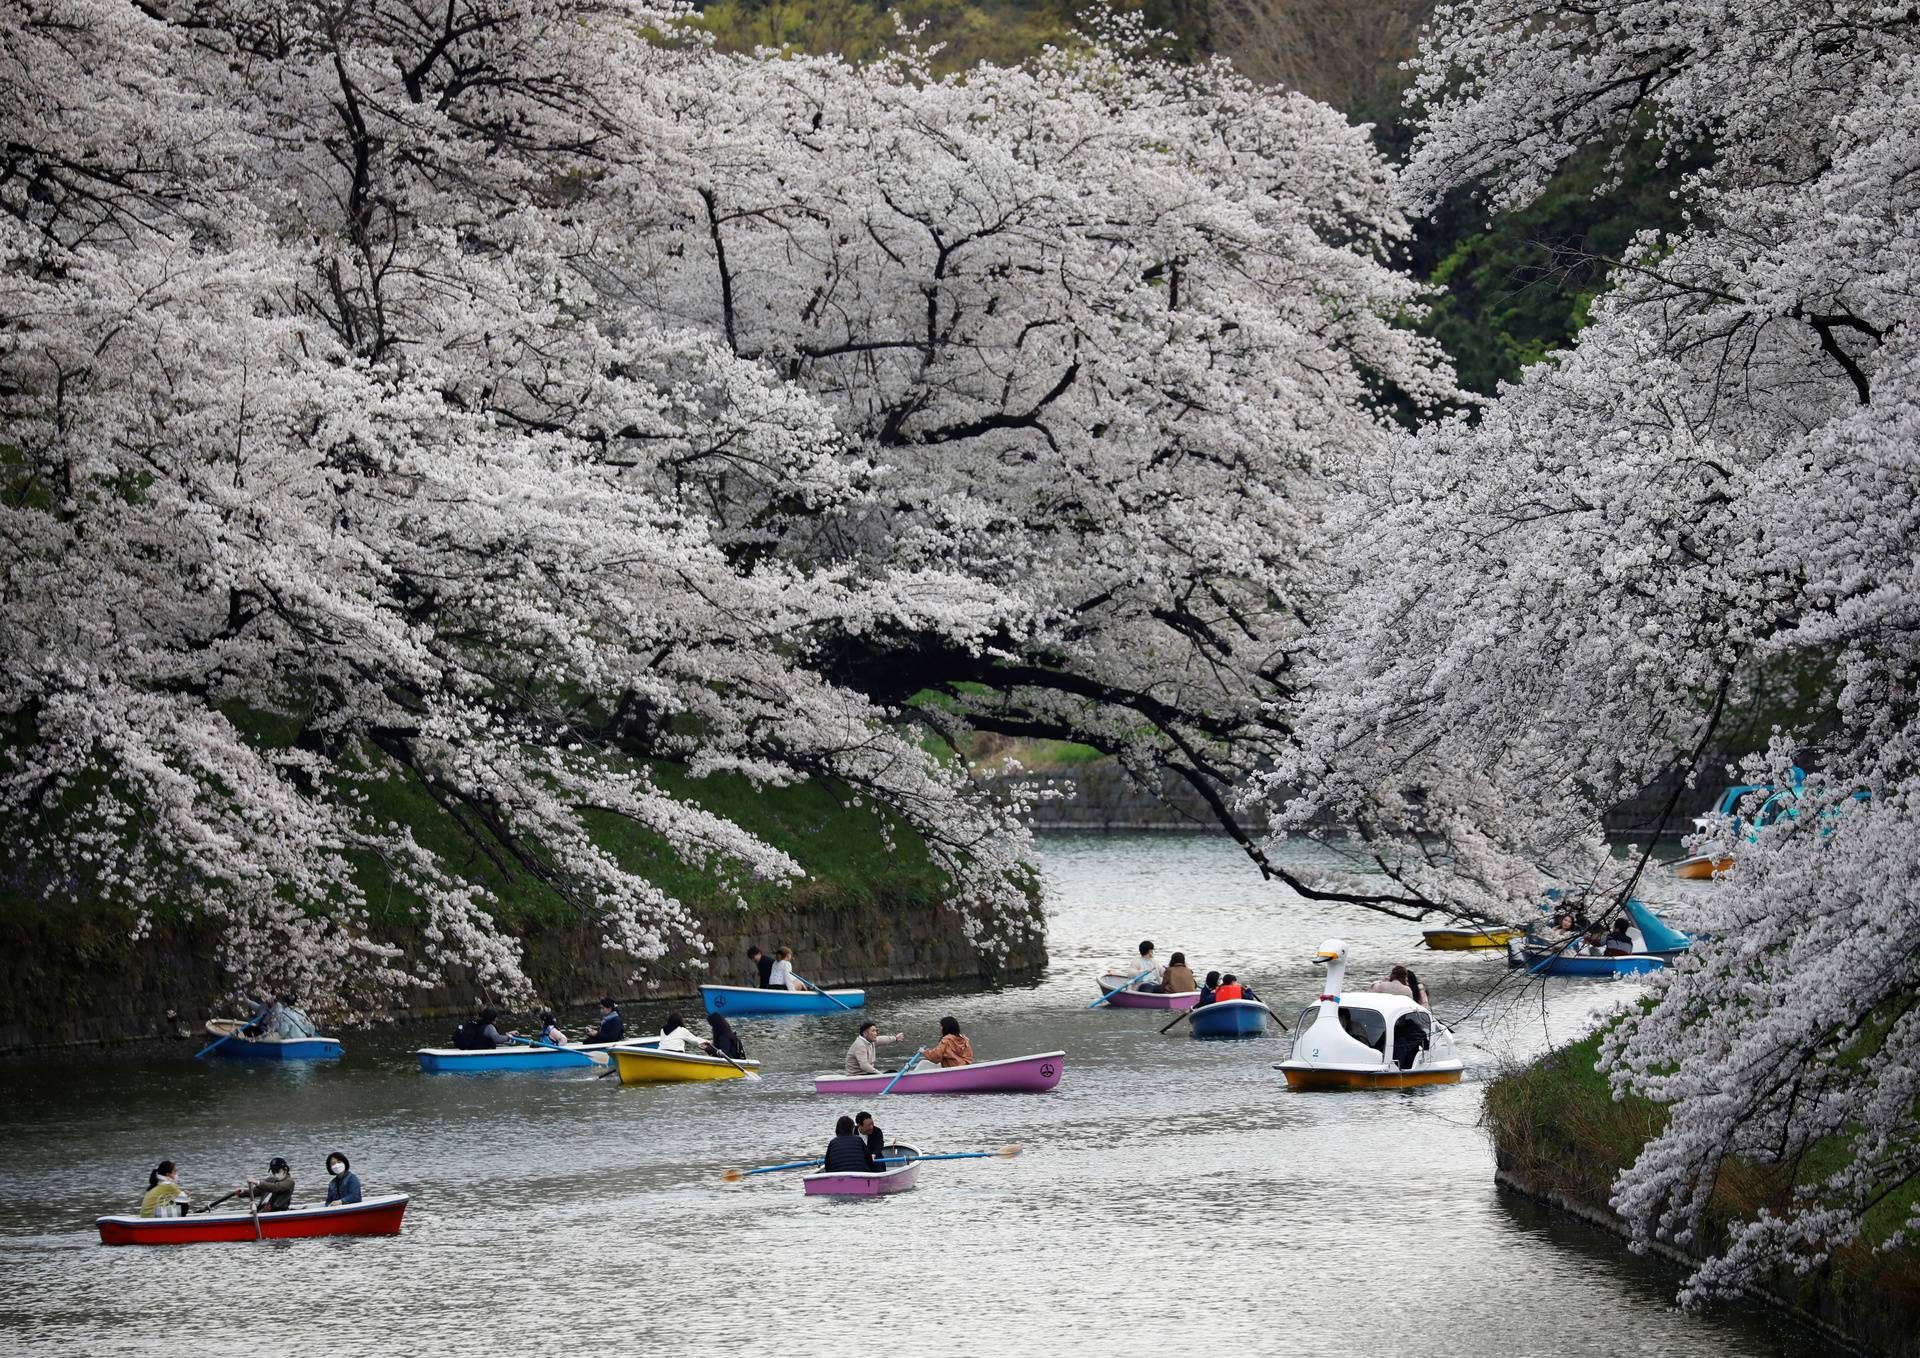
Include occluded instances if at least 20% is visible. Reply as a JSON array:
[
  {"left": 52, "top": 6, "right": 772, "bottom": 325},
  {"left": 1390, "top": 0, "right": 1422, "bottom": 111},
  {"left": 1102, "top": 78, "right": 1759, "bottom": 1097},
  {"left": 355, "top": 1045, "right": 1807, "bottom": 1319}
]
[
  {"left": 823, "top": 1115, "right": 874, "bottom": 1173},
  {"left": 1603, "top": 919, "right": 1635, "bottom": 955},
  {"left": 1582, "top": 924, "right": 1608, "bottom": 954},
  {"left": 1196, "top": 970, "right": 1221, "bottom": 1008},
  {"left": 1162, "top": 952, "right": 1197, "bottom": 994},
  {"left": 1369, "top": 966, "right": 1415, "bottom": 999},
  {"left": 921, "top": 1015, "right": 974, "bottom": 1068},
  {"left": 749, "top": 945, "right": 775, "bottom": 989},
  {"left": 656, "top": 1012, "right": 701, "bottom": 1052},
  {"left": 856, "top": 1112, "right": 885, "bottom": 1165},
  {"left": 534, "top": 1011, "right": 568, "bottom": 1047},
  {"left": 1213, "top": 974, "right": 1245, "bottom": 1002},
  {"left": 241, "top": 1157, "right": 295, "bottom": 1212},
  {"left": 591, "top": 997, "right": 624, "bottom": 1045},
  {"left": 324, "top": 1152, "right": 362, "bottom": 1206},
  {"left": 140, "top": 1161, "right": 190, "bottom": 1218},
  {"left": 845, "top": 1020, "right": 906, "bottom": 1075},
  {"left": 1392, "top": 1015, "right": 1431, "bottom": 1070},
  {"left": 767, "top": 947, "right": 801, "bottom": 992}
]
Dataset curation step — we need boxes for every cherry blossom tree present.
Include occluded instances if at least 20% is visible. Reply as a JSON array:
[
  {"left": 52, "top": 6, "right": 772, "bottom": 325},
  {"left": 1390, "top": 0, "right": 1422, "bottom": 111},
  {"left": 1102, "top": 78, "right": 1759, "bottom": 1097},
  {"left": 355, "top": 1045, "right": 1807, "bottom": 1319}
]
[
  {"left": 1263, "top": 0, "right": 1920, "bottom": 1298},
  {"left": 2, "top": 3, "right": 1453, "bottom": 1005}
]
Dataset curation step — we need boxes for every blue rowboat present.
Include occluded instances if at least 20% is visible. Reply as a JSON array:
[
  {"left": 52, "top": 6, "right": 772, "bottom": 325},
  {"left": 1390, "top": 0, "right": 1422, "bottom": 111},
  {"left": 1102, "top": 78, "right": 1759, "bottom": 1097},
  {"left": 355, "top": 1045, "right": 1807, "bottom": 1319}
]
[
  {"left": 414, "top": 1039, "right": 652, "bottom": 1073},
  {"left": 1188, "top": 998, "right": 1272, "bottom": 1039},
  {"left": 202, "top": 1020, "right": 342, "bottom": 1061},
  {"left": 1511, "top": 898, "right": 1691, "bottom": 978},
  {"left": 699, "top": 984, "right": 865, "bottom": 1018}
]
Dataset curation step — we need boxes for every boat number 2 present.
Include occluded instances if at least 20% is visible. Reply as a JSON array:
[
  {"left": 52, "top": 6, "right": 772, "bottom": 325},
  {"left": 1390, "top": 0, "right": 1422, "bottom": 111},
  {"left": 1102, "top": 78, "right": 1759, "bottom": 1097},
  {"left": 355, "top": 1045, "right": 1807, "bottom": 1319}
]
[{"left": 1039, "top": 1062, "right": 1056, "bottom": 1079}]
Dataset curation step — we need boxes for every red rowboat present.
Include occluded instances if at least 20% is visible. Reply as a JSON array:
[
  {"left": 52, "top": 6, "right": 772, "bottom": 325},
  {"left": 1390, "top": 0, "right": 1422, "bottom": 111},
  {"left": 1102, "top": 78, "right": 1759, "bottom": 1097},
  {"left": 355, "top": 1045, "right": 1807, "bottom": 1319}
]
[{"left": 96, "top": 1194, "right": 410, "bottom": 1245}]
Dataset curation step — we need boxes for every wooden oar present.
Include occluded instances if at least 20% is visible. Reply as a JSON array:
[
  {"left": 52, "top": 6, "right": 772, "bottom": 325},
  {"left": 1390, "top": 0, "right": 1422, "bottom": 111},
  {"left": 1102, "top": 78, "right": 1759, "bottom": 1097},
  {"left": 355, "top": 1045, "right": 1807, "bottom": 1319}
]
[
  {"left": 700, "top": 1040, "right": 761, "bottom": 1081},
  {"left": 720, "top": 1156, "right": 824, "bottom": 1183},
  {"left": 193, "top": 1003, "right": 267, "bottom": 1060},
  {"left": 792, "top": 974, "right": 856, "bottom": 1011},
  {"left": 876, "top": 1047, "right": 926, "bottom": 1096},
  {"left": 506, "top": 1035, "right": 609, "bottom": 1067},
  {"left": 875, "top": 1145, "right": 1022, "bottom": 1164},
  {"left": 1087, "top": 969, "right": 1152, "bottom": 1009}
]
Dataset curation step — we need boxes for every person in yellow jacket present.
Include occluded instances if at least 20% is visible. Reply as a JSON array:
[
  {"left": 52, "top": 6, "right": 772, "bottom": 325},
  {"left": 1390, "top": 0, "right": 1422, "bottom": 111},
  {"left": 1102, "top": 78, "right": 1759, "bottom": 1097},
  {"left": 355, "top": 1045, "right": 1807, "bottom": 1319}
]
[{"left": 139, "top": 1161, "right": 189, "bottom": 1217}]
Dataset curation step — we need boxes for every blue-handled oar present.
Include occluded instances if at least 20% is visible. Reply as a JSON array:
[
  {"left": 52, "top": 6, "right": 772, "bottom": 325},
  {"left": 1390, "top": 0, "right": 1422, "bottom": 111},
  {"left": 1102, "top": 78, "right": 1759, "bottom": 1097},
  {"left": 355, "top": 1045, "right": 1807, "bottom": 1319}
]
[
  {"left": 505, "top": 1035, "right": 609, "bottom": 1067},
  {"left": 792, "top": 974, "right": 856, "bottom": 1011},
  {"left": 876, "top": 1047, "right": 926, "bottom": 1096},
  {"left": 194, "top": 1002, "right": 267, "bottom": 1060},
  {"left": 876, "top": 1146, "right": 1022, "bottom": 1164},
  {"left": 1087, "top": 969, "right": 1153, "bottom": 1009},
  {"left": 720, "top": 1156, "right": 823, "bottom": 1183}
]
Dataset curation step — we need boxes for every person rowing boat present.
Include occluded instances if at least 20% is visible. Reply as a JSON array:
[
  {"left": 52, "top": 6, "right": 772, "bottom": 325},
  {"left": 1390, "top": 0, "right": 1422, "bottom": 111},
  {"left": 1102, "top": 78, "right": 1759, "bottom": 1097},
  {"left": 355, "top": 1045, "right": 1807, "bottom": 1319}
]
[
  {"left": 823, "top": 1115, "right": 875, "bottom": 1172},
  {"left": 239, "top": 1157, "right": 295, "bottom": 1212}
]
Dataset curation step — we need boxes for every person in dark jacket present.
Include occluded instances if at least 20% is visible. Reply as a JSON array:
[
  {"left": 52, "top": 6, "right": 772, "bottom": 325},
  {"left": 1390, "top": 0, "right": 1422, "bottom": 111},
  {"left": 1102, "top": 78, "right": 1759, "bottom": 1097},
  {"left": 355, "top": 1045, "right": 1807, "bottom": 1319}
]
[
  {"left": 592, "top": 998, "right": 624, "bottom": 1044},
  {"left": 241, "top": 1157, "right": 296, "bottom": 1212},
  {"left": 748, "top": 945, "right": 776, "bottom": 989},
  {"left": 823, "top": 1116, "right": 873, "bottom": 1173},
  {"left": 324, "top": 1152, "right": 362, "bottom": 1206},
  {"left": 855, "top": 1111, "right": 885, "bottom": 1165},
  {"left": 1196, "top": 971, "right": 1221, "bottom": 1007},
  {"left": 707, "top": 1014, "right": 746, "bottom": 1060}
]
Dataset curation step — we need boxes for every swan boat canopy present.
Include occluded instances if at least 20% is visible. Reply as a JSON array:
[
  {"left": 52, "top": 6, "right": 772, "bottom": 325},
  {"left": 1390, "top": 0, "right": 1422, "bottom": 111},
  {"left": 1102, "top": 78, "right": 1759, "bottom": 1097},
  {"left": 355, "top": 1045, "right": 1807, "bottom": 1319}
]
[{"left": 1274, "top": 939, "right": 1464, "bottom": 1091}]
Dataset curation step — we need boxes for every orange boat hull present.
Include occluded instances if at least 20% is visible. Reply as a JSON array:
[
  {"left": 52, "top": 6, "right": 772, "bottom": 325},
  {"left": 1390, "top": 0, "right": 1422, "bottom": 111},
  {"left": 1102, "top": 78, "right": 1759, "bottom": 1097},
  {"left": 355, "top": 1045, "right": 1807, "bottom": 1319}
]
[
  {"left": 1671, "top": 855, "right": 1734, "bottom": 880},
  {"left": 1281, "top": 1066, "right": 1463, "bottom": 1091}
]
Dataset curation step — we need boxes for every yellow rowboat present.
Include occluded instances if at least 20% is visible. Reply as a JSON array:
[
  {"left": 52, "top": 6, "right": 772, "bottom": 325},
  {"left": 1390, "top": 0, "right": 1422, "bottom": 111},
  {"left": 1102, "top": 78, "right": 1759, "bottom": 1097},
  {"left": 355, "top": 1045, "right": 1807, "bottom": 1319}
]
[
  {"left": 1420, "top": 927, "right": 1522, "bottom": 951},
  {"left": 1670, "top": 854, "right": 1733, "bottom": 880},
  {"left": 607, "top": 1045, "right": 761, "bottom": 1085}
]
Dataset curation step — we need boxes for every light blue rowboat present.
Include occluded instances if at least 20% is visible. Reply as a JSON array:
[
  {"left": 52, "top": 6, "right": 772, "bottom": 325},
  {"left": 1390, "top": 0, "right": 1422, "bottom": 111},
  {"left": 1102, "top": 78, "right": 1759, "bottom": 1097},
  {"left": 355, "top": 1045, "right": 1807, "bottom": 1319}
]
[
  {"left": 202, "top": 1020, "right": 342, "bottom": 1061},
  {"left": 699, "top": 984, "right": 865, "bottom": 1018},
  {"left": 415, "top": 1038, "right": 656, "bottom": 1072},
  {"left": 1513, "top": 899, "right": 1690, "bottom": 977},
  {"left": 1188, "top": 998, "right": 1273, "bottom": 1039}
]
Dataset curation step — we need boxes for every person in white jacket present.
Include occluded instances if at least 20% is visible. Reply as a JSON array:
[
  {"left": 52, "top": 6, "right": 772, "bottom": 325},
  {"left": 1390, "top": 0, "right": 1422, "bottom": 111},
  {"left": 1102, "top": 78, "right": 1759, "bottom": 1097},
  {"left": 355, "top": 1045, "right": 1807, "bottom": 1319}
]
[{"left": 767, "top": 946, "right": 803, "bottom": 991}]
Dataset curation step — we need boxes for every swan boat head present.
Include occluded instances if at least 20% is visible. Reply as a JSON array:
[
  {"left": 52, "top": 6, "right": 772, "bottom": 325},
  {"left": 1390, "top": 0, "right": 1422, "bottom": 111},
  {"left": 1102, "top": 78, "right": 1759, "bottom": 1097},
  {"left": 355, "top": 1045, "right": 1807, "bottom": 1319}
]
[{"left": 1311, "top": 938, "right": 1348, "bottom": 996}]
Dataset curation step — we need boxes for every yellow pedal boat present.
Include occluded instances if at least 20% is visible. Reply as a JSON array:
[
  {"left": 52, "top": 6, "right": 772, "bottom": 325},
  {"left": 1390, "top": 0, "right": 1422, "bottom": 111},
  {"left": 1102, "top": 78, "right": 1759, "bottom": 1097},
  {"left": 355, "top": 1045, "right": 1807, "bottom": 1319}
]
[
  {"left": 1670, "top": 854, "right": 1734, "bottom": 880},
  {"left": 607, "top": 1045, "right": 761, "bottom": 1085},
  {"left": 1420, "top": 927, "right": 1522, "bottom": 951}
]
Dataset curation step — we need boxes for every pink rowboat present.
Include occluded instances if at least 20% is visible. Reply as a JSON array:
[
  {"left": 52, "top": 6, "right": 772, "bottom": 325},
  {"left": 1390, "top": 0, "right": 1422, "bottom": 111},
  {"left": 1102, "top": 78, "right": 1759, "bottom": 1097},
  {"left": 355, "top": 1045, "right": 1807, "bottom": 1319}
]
[
  {"left": 813, "top": 1050, "right": 1065, "bottom": 1095},
  {"left": 97, "top": 1194, "right": 410, "bottom": 1245},
  {"left": 1095, "top": 974, "right": 1200, "bottom": 1010},
  {"left": 804, "top": 1144, "right": 921, "bottom": 1197}
]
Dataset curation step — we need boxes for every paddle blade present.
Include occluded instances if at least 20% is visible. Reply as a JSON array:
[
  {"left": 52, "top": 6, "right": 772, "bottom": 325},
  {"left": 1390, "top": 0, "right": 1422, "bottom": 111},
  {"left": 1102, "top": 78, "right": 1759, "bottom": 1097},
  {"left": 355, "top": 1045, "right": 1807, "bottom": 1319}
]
[
  {"left": 720, "top": 1168, "right": 744, "bottom": 1183},
  {"left": 996, "top": 1144, "right": 1023, "bottom": 1158}
]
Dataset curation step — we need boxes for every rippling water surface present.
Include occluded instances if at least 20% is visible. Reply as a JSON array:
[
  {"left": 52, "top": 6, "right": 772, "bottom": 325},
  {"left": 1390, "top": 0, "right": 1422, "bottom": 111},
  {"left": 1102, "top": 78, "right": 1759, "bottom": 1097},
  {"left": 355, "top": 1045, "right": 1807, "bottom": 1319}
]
[{"left": 0, "top": 834, "right": 1813, "bottom": 1357}]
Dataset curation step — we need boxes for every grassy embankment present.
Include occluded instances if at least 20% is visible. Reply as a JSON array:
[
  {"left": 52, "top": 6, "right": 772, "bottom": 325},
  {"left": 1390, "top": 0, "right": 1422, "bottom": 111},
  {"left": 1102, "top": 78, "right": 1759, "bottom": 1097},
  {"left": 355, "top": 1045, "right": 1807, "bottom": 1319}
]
[
  {"left": 0, "top": 731, "right": 1039, "bottom": 1034},
  {"left": 1485, "top": 1026, "right": 1920, "bottom": 1349}
]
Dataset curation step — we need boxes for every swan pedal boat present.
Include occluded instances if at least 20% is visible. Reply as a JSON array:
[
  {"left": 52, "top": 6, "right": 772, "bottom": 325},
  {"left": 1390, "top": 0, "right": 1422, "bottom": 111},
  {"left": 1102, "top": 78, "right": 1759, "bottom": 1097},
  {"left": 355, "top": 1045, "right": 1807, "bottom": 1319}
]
[
  {"left": 804, "top": 1144, "right": 920, "bottom": 1197},
  {"left": 1420, "top": 927, "right": 1522, "bottom": 950},
  {"left": 415, "top": 1037, "right": 656, "bottom": 1072},
  {"left": 813, "top": 1050, "right": 1064, "bottom": 1095},
  {"left": 607, "top": 1043, "right": 761, "bottom": 1084},
  {"left": 1094, "top": 974, "right": 1200, "bottom": 1010},
  {"left": 1188, "top": 998, "right": 1273, "bottom": 1039},
  {"left": 97, "top": 1194, "right": 409, "bottom": 1245},
  {"left": 1275, "top": 939, "right": 1464, "bottom": 1090},
  {"left": 699, "top": 984, "right": 865, "bottom": 1018},
  {"left": 202, "top": 1019, "right": 342, "bottom": 1061}
]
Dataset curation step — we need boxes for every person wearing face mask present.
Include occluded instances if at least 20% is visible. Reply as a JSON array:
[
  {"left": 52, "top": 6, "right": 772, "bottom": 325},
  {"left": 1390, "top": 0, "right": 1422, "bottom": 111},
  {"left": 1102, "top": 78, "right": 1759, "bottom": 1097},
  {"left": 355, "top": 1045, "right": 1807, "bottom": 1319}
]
[
  {"left": 324, "top": 1152, "right": 362, "bottom": 1206},
  {"left": 240, "top": 1157, "right": 296, "bottom": 1212}
]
